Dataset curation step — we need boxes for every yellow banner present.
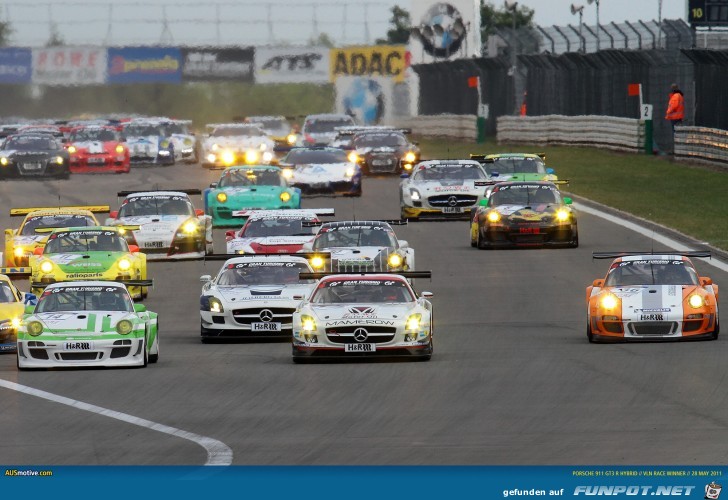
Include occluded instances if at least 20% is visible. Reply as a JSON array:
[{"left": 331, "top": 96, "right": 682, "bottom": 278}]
[{"left": 330, "top": 46, "right": 407, "bottom": 83}]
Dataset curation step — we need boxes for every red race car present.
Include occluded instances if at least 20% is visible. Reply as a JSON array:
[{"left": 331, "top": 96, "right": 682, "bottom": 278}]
[{"left": 66, "top": 126, "right": 130, "bottom": 174}]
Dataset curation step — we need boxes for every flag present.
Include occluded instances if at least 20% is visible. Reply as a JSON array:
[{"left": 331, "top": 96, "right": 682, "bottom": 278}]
[
  {"left": 467, "top": 76, "right": 479, "bottom": 88},
  {"left": 628, "top": 83, "right": 640, "bottom": 96}
]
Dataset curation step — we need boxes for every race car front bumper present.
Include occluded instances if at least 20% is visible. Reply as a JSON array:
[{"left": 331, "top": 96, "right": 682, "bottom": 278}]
[
  {"left": 477, "top": 223, "right": 578, "bottom": 248},
  {"left": 401, "top": 205, "right": 474, "bottom": 220},
  {"left": 17, "top": 336, "right": 147, "bottom": 368},
  {"left": 201, "top": 308, "right": 296, "bottom": 340},
  {"left": 589, "top": 313, "right": 718, "bottom": 342}
]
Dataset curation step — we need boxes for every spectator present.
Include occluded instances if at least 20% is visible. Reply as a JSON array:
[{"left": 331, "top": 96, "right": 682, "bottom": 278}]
[{"left": 665, "top": 83, "right": 684, "bottom": 131}]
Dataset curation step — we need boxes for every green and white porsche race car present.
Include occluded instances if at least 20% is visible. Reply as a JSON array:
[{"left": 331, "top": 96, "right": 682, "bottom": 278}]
[{"left": 17, "top": 281, "right": 158, "bottom": 369}]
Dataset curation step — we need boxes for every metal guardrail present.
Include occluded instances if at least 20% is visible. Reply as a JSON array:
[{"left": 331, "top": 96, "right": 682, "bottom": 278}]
[
  {"left": 496, "top": 115, "right": 645, "bottom": 153},
  {"left": 394, "top": 114, "right": 477, "bottom": 141},
  {"left": 674, "top": 126, "right": 728, "bottom": 169}
]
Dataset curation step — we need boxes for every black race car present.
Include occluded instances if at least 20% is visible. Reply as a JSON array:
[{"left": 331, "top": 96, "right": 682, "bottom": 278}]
[
  {"left": 345, "top": 128, "right": 419, "bottom": 175},
  {"left": 0, "top": 133, "right": 70, "bottom": 179}
]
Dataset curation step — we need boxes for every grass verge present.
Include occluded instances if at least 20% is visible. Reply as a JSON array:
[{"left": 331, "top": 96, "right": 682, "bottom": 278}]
[{"left": 419, "top": 137, "right": 728, "bottom": 251}]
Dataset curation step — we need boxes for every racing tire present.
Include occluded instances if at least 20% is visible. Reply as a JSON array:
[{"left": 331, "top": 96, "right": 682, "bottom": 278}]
[
  {"left": 476, "top": 228, "right": 488, "bottom": 250},
  {"left": 569, "top": 232, "right": 579, "bottom": 248},
  {"left": 149, "top": 325, "right": 159, "bottom": 363},
  {"left": 709, "top": 318, "right": 720, "bottom": 340},
  {"left": 587, "top": 320, "right": 596, "bottom": 343},
  {"left": 140, "top": 335, "right": 149, "bottom": 367}
]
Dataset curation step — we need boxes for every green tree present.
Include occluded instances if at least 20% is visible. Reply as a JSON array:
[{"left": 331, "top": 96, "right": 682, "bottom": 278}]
[
  {"left": 376, "top": 6, "right": 411, "bottom": 45},
  {"left": 309, "top": 32, "right": 335, "bottom": 48},
  {"left": 0, "top": 20, "right": 13, "bottom": 47},
  {"left": 46, "top": 22, "right": 65, "bottom": 47},
  {"left": 480, "top": 1, "right": 535, "bottom": 38}
]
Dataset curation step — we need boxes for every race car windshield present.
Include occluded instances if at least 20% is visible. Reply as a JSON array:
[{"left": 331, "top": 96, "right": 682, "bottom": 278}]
[
  {"left": 353, "top": 133, "right": 407, "bottom": 147},
  {"left": 248, "top": 119, "right": 287, "bottom": 131},
  {"left": 284, "top": 149, "right": 348, "bottom": 164},
  {"left": 70, "top": 129, "right": 119, "bottom": 142},
  {"left": 219, "top": 169, "right": 281, "bottom": 187},
  {"left": 489, "top": 186, "right": 559, "bottom": 206},
  {"left": 212, "top": 126, "right": 264, "bottom": 137},
  {"left": 124, "top": 125, "right": 163, "bottom": 136},
  {"left": 21, "top": 215, "right": 96, "bottom": 235},
  {"left": 484, "top": 158, "right": 546, "bottom": 175},
  {"left": 44, "top": 231, "right": 128, "bottom": 253},
  {"left": 313, "top": 227, "right": 397, "bottom": 249},
  {"left": 605, "top": 261, "right": 699, "bottom": 286},
  {"left": 304, "top": 119, "right": 353, "bottom": 133},
  {"left": 216, "top": 262, "right": 313, "bottom": 286},
  {"left": 5, "top": 136, "right": 56, "bottom": 151},
  {"left": 118, "top": 197, "right": 194, "bottom": 217},
  {"left": 37, "top": 288, "right": 133, "bottom": 313},
  {"left": 165, "top": 123, "right": 188, "bottom": 134},
  {"left": 242, "top": 218, "right": 314, "bottom": 237},
  {"left": 312, "top": 281, "right": 415, "bottom": 304},
  {"left": 0, "top": 282, "right": 16, "bottom": 303},
  {"left": 412, "top": 165, "right": 486, "bottom": 181}
]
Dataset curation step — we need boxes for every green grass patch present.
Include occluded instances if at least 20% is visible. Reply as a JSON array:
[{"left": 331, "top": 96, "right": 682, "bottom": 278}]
[{"left": 419, "top": 137, "right": 728, "bottom": 251}]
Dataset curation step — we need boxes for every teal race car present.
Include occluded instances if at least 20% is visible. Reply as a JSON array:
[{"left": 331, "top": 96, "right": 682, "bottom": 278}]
[
  {"left": 17, "top": 281, "right": 159, "bottom": 369},
  {"left": 204, "top": 165, "right": 301, "bottom": 228}
]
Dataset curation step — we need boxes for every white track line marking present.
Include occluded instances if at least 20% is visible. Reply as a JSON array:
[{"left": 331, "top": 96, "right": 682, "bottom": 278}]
[
  {"left": 0, "top": 379, "right": 233, "bottom": 466},
  {"left": 575, "top": 202, "right": 728, "bottom": 274}
]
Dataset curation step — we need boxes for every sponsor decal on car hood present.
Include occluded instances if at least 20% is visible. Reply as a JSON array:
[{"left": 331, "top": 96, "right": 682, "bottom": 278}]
[
  {"left": 291, "top": 163, "right": 352, "bottom": 183},
  {"left": 607, "top": 285, "right": 690, "bottom": 321},
  {"left": 216, "top": 283, "right": 313, "bottom": 303},
  {"left": 32, "top": 311, "right": 136, "bottom": 334}
]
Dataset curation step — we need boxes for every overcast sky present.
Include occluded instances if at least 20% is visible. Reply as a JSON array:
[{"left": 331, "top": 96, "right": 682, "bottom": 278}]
[{"left": 3, "top": 0, "right": 687, "bottom": 47}]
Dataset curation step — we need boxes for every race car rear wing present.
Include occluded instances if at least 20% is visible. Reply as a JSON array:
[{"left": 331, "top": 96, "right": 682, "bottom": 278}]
[
  {"left": 10, "top": 205, "right": 111, "bottom": 216},
  {"left": 231, "top": 209, "right": 335, "bottom": 218},
  {"left": 34, "top": 225, "right": 140, "bottom": 234},
  {"left": 204, "top": 252, "right": 331, "bottom": 261},
  {"left": 301, "top": 219, "right": 408, "bottom": 228},
  {"left": 470, "top": 153, "right": 547, "bottom": 162},
  {"left": 333, "top": 126, "right": 412, "bottom": 135},
  {"left": 0, "top": 267, "right": 31, "bottom": 277},
  {"left": 117, "top": 189, "right": 202, "bottom": 197},
  {"left": 30, "top": 279, "right": 154, "bottom": 289},
  {"left": 592, "top": 251, "right": 711, "bottom": 260},
  {"left": 299, "top": 271, "right": 431, "bottom": 280}
]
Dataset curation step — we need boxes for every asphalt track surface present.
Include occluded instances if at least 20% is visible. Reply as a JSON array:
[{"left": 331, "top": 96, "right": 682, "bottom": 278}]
[{"left": 0, "top": 164, "right": 726, "bottom": 465}]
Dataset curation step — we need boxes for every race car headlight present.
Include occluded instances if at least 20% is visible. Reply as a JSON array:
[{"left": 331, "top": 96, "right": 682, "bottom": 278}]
[
  {"left": 222, "top": 150, "right": 235, "bottom": 165},
  {"left": 404, "top": 151, "right": 416, "bottom": 163},
  {"left": 184, "top": 138, "right": 193, "bottom": 146},
  {"left": 688, "top": 294, "right": 705, "bottom": 309},
  {"left": 310, "top": 255, "right": 325, "bottom": 270},
  {"left": 54, "top": 156, "right": 64, "bottom": 165},
  {"left": 209, "top": 297, "right": 224, "bottom": 313},
  {"left": 555, "top": 209, "right": 570, "bottom": 222},
  {"left": 262, "top": 151, "right": 273, "bottom": 162},
  {"left": 40, "top": 261, "right": 53, "bottom": 273},
  {"left": 118, "top": 258, "right": 131, "bottom": 271},
  {"left": 211, "top": 143, "right": 219, "bottom": 152},
  {"left": 67, "top": 146, "right": 77, "bottom": 154},
  {"left": 259, "top": 143, "right": 267, "bottom": 151},
  {"left": 280, "top": 191, "right": 291, "bottom": 203},
  {"left": 216, "top": 192, "right": 227, "bottom": 203},
  {"left": 405, "top": 313, "right": 422, "bottom": 331},
  {"left": 600, "top": 293, "right": 619, "bottom": 310},
  {"left": 282, "top": 168, "right": 293, "bottom": 179},
  {"left": 160, "top": 140, "right": 170, "bottom": 148},
  {"left": 182, "top": 221, "right": 198, "bottom": 234},
  {"left": 0, "top": 157, "right": 7, "bottom": 166},
  {"left": 116, "top": 320, "right": 133, "bottom": 335},
  {"left": 28, "top": 321, "right": 43, "bottom": 336},
  {"left": 158, "top": 150, "right": 171, "bottom": 156},
  {"left": 345, "top": 167, "right": 356, "bottom": 177},
  {"left": 347, "top": 152, "right": 359, "bottom": 163},
  {"left": 14, "top": 246, "right": 26, "bottom": 258},
  {"left": 410, "top": 189, "right": 421, "bottom": 201},
  {"left": 387, "top": 253, "right": 403, "bottom": 268},
  {"left": 115, "top": 145, "right": 125, "bottom": 154},
  {"left": 403, "top": 163, "right": 414, "bottom": 171},
  {"left": 487, "top": 211, "right": 501, "bottom": 223},
  {"left": 244, "top": 150, "right": 259, "bottom": 164},
  {"left": 287, "top": 134, "right": 297, "bottom": 145},
  {"left": 301, "top": 315, "right": 316, "bottom": 332}
]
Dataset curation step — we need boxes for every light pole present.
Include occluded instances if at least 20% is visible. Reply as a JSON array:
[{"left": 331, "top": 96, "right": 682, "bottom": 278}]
[
  {"left": 587, "top": 0, "right": 600, "bottom": 51},
  {"left": 571, "top": 4, "right": 585, "bottom": 52}
]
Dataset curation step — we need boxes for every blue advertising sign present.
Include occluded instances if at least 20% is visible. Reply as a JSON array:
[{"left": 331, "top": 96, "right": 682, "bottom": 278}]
[
  {"left": 107, "top": 47, "right": 182, "bottom": 84},
  {"left": 0, "top": 48, "right": 31, "bottom": 84}
]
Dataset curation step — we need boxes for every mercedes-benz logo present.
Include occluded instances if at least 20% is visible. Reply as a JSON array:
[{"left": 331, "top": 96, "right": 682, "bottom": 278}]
[
  {"left": 259, "top": 309, "right": 274, "bottom": 322},
  {"left": 353, "top": 328, "right": 369, "bottom": 342},
  {"left": 447, "top": 195, "right": 458, "bottom": 207}
]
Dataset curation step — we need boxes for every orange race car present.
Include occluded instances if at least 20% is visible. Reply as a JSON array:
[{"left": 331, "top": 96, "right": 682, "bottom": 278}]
[{"left": 586, "top": 252, "right": 719, "bottom": 343}]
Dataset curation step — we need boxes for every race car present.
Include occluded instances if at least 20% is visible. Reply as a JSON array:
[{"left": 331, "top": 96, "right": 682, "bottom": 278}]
[
  {"left": 470, "top": 153, "right": 557, "bottom": 185},
  {"left": 0, "top": 273, "right": 36, "bottom": 352},
  {"left": 107, "top": 190, "right": 213, "bottom": 260},
  {"left": 301, "top": 114, "right": 355, "bottom": 146},
  {"left": 66, "top": 125, "right": 130, "bottom": 174},
  {"left": 17, "top": 281, "right": 158, "bottom": 369},
  {"left": 346, "top": 128, "right": 419, "bottom": 175},
  {"left": 292, "top": 271, "right": 434, "bottom": 362},
  {"left": 204, "top": 165, "right": 301, "bottom": 228},
  {"left": 225, "top": 209, "right": 334, "bottom": 254},
  {"left": 245, "top": 115, "right": 297, "bottom": 151},
  {"left": 0, "top": 133, "right": 70, "bottom": 179},
  {"left": 307, "top": 220, "right": 414, "bottom": 272},
  {"left": 202, "top": 123, "right": 275, "bottom": 168},
  {"left": 400, "top": 160, "right": 489, "bottom": 220},
  {"left": 122, "top": 119, "right": 175, "bottom": 166},
  {"left": 199, "top": 254, "right": 322, "bottom": 342},
  {"left": 164, "top": 119, "right": 198, "bottom": 163},
  {"left": 26, "top": 226, "right": 148, "bottom": 300},
  {"left": 280, "top": 147, "right": 362, "bottom": 196},
  {"left": 4, "top": 205, "right": 109, "bottom": 267},
  {"left": 470, "top": 181, "right": 578, "bottom": 249},
  {"left": 586, "top": 252, "right": 719, "bottom": 342}
]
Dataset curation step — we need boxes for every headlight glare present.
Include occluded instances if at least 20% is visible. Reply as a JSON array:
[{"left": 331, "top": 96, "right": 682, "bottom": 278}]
[
  {"left": 14, "top": 246, "right": 25, "bottom": 257},
  {"left": 410, "top": 189, "right": 420, "bottom": 201},
  {"left": 216, "top": 192, "right": 227, "bottom": 203},
  {"left": 244, "top": 150, "right": 258, "bottom": 164},
  {"left": 487, "top": 211, "right": 501, "bottom": 223},
  {"left": 280, "top": 191, "right": 291, "bottom": 203},
  {"left": 282, "top": 168, "right": 293, "bottom": 179},
  {"left": 404, "top": 152, "right": 416, "bottom": 163},
  {"left": 67, "top": 146, "right": 77, "bottom": 154},
  {"left": 405, "top": 313, "right": 422, "bottom": 331},
  {"left": 600, "top": 294, "right": 619, "bottom": 310},
  {"left": 40, "top": 261, "right": 53, "bottom": 273},
  {"left": 115, "top": 145, "right": 125, "bottom": 154},
  {"left": 688, "top": 294, "right": 705, "bottom": 309},
  {"left": 211, "top": 143, "right": 219, "bottom": 151},
  {"left": 182, "top": 221, "right": 197, "bottom": 234},
  {"left": 11, "top": 317, "right": 21, "bottom": 328},
  {"left": 206, "top": 153, "right": 216, "bottom": 163},
  {"left": 0, "top": 157, "right": 7, "bottom": 166},
  {"left": 556, "top": 209, "right": 570, "bottom": 221},
  {"left": 118, "top": 258, "right": 131, "bottom": 271},
  {"left": 310, "top": 256, "right": 325, "bottom": 270},
  {"left": 222, "top": 150, "right": 235, "bottom": 165},
  {"left": 209, "top": 297, "right": 223, "bottom": 313},
  {"left": 54, "top": 156, "right": 64, "bottom": 165},
  {"left": 301, "top": 315, "right": 316, "bottom": 332},
  {"left": 347, "top": 152, "right": 358, "bottom": 163},
  {"left": 345, "top": 167, "right": 355, "bottom": 177},
  {"left": 287, "top": 134, "right": 297, "bottom": 145},
  {"left": 387, "top": 253, "right": 403, "bottom": 268}
]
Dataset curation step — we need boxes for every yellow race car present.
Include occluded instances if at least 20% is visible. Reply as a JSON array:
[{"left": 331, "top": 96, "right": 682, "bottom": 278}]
[
  {"left": 25, "top": 226, "right": 149, "bottom": 299},
  {"left": 4, "top": 205, "right": 110, "bottom": 267},
  {"left": 0, "top": 273, "right": 35, "bottom": 352}
]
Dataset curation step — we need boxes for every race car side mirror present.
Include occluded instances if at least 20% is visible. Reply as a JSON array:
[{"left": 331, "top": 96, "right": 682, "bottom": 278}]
[
  {"left": 200, "top": 275, "right": 212, "bottom": 282},
  {"left": 225, "top": 231, "right": 236, "bottom": 240},
  {"left": 110, "top": 210, "right": 118, "bottom": 219},
  {"left": 195, "top": 209, "right": 204, "bottom": 216},
  {"left": 129, "top": 245, "right": 140, "bottom": 253},
  {"left": 400, "top": 173, "right": 409, "bottom": 178},
  {"left": 592, "top": 279, "right": 604, "bottom": 288},
  {"left": 421, "top": 291, "right": 434, "bottom": 299},
  {"left": 33, "top": 247, "right": 44, "bottom": 256},
  {"left": 563, "top": 197, "right": 572, "bottom": 205},
  {"left": 398, "top": 240, "right": 409, "bottom": 249},
  {"left": 5, "top": 228, "right": 14, "bottom": 236},
  {"left": 479, "top": 199, "right": 488, "bottom": 207},
  {"left": 700, "top": 277, "right": 713, "bottom": 286},
  {"left": 134, "top": 303, "right": 147, "bottom": 313},
  {"left": 210, "top": 182, "right": 218, "bottom": 188},
  {"left": 546, "top": 168, "right": 555, "bottom": 174}
]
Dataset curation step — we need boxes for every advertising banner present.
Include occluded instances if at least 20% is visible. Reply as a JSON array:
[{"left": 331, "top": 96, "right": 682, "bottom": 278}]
[
  {"left": 107, "top": 47, "right": 182, "bottom": 84},
  {"left": 32, "top": 47, "right": 107, "bottom": 86},
  {"left": 329, "top": 45, "right": 407, "bottom": 83},
  {"left": 0, "top": 48, "right": 31, "bottom": 84},
  {"left": 255, "top": 46, "right": 329, "bottom": 84},
  {"left": 408, "top": 0, "right": 482, "bottom": 64},
  {"left": 182, "top": 47, "right": 254, "bottom": 82}
]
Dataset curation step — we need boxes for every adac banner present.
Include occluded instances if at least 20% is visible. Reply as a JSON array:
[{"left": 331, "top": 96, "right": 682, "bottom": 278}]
[
  {"left": 181, "top": 47, "right": 254, "bottom": 82},
  {"left": 329, "top": 45, "right": 408, "bottom": 83},
  {"left": 0, "top": 48, "right": 31, "bottom": 84},
  {"left": 32, "top": 47, "right": 107, "bottom": 86},
  {"left": 255, "top": 46, "right": 329, "bottom": 84},
  {"left": 107, "top": 47, "right": 182, "bottom": 84}
]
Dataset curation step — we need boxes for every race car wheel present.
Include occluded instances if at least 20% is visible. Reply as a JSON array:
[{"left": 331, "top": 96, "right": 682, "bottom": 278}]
[
  {"left": 476, "top": 228, "right": 488, "bottom": 250},
  {"left": 141, "top": 334, "right": 149, "bottom": 367},
  {"left": 587, "top": 320, "right": 596, "bottom": 343},
  {"left": 149, "top": 326, "right": 159, "bottom": 363},
  {"left": 709, "top": 318, "right": 720, "bottom": 340},
  {"left": 569, "top": 231, "right": 579, "bottom": 248}
]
